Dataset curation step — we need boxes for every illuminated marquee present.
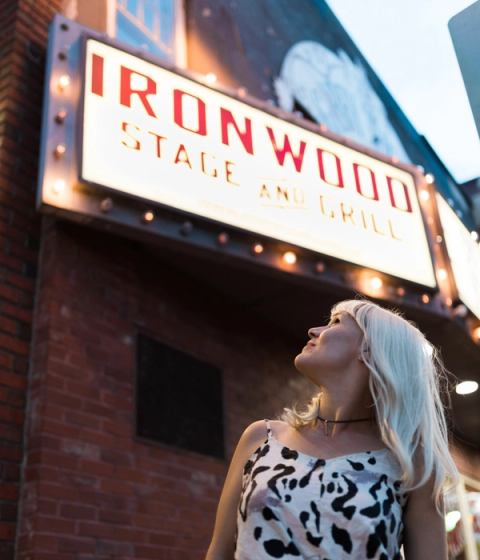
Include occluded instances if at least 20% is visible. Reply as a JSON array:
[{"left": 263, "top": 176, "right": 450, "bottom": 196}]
[
  {"left": 437, "top": 194, "right": 480, "bottom": 320},
  {"left": 80, "top": 37, "right": 436, "bottom": 287}
]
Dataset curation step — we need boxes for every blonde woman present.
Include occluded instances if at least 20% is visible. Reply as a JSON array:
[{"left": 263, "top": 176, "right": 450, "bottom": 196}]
[{"left": 206, "top": 298, "right": 460, "bottom": 559}]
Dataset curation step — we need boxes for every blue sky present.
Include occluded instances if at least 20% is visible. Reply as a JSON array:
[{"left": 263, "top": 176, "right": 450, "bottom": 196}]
[{"left": 326, "top": 0, "right": 480, "bottom": 184}]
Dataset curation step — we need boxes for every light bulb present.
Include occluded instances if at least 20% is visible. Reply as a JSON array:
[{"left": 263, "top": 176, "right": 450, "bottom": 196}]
[
  {"left": 57, "top": 74, "right": 70, "bottom": 91},
  {"left": 54, "top": 144, "right": 66, "bottom": 158},
  {"left": 52, "top": 179, "right": 66, "bottom": 194},
  {"left": 456, "top": 381, "right": 478, "bottom": 395},
  {"left": 437, "top": 268, "right": 447, "bottom": 281},
  {"left": 283, "top": 251, "right": 297, "bottom": 265},
  {"left": 205, "top": 72, "right": 217, "bottom": 84}
]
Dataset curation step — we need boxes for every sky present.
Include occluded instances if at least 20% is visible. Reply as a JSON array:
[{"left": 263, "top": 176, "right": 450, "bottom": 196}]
[{"left": 326, "top": 0, "right": 480, "bottom": 184}]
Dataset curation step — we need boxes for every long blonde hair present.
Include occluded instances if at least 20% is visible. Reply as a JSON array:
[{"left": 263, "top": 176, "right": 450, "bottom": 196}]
[{"left": 279, "top": 297, "right": 460, "bottom": 516}]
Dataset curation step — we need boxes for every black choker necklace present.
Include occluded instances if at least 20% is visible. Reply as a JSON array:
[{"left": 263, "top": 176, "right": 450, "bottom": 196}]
[{"left": 317, "top": 414, "right": 372, "bottom": 436}]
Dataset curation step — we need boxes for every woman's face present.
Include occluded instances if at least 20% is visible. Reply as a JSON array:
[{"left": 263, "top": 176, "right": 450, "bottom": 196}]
[{"left": 294, "top": 311, "right": 365, "bottom": 381}]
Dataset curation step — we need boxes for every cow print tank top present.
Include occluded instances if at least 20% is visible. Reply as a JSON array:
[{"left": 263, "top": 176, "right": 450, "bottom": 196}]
[{"left": 234, "top": 419, "right": 409, "bottom": 559}]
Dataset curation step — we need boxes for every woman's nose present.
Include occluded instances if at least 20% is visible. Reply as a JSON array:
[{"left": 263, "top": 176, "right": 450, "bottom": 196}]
[{"left": 308, "top": 326, "right": 321, "bottom": 339}]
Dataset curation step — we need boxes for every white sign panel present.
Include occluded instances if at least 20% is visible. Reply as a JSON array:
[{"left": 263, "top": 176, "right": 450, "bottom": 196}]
[
  {"left": 437, "top": 194, "right": 480, "bottom": 320},
  {"left": 81, "top": 37, "right": 436, "bottom": 287}
]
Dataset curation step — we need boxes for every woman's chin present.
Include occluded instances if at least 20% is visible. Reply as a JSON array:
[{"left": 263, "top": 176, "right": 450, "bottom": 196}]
[{"left": 293, "top": 352, "right": 308, "bottom": 370}]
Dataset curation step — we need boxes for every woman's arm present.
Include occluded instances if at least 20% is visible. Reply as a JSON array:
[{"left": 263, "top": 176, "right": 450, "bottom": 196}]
[
  {"left": 402, "top": 466, "right": 447, "bottom": 559},
  {"left": 205, "top": 420, "right": 268, "bottom": 560}
]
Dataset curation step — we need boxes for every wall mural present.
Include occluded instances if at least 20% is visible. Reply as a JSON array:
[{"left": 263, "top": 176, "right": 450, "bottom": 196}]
[{"left": 273, "top": 40, "right": 411, "bottom": 163}]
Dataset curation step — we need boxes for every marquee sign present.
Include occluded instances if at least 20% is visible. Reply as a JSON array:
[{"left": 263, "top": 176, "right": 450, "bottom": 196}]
[
  {"left": 40, "top": 27, "right": 437, "bottom": 288},
  {"left": 437, "top": 194, "right": 480, "bottom": 320}
]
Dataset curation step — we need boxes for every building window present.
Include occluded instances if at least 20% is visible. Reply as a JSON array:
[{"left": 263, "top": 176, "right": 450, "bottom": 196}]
[
  {"left": 115, "top": 0, "right": 185, "bottom": 65},
  {"left": 135, "top": 333, "right": 225, "bottom": 459}
]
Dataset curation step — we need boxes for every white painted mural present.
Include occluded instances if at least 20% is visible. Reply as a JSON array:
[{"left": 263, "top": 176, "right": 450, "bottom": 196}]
[{"left": 274, "top": 41, "right": 411, "bottom": 163}]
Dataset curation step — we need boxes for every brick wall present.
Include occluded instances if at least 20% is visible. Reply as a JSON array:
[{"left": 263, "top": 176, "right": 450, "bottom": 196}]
[
  {"left": 0, "top": 2, "right": 309, "bottom": 557},
  {"left": 0, "top": 1, "right": 63, "bottom": 558},
  {"left": 16, "top": 218, "right": 306, "bottom": 559}
]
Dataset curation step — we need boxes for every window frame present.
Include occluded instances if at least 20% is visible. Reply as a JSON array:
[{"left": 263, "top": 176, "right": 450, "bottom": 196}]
[{"left": 106, "top": 0, "right": 186, "bottom": 67}]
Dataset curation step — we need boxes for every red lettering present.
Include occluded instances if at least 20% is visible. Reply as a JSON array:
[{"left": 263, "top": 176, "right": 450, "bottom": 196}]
[
  {"left": 91, "top": 54, "right": 104, "bottom": 96},
  {"left": 120, "top": 66, "right": 157, "bottom": 117},
  {"left": 353, "top": 163, "right": 378, "bottom": 201},
  {"left": 386, "top": 176, "right": 412, "bottom": 213},
  {"left": 220, "top": 108, "right": 253, "bottom": 154},
  {"left": 316, "top": 149, "right": 344, "bottom": 188},
  {"left": 121, "top": 121, "right": 140, "bottom": 150},
  {"left": 147, "top": 131, "right": 166, "bottom": 158},
  {"left": 266, "top": 127, "right": 306, "bottom": 173},
  {"left": 173, "top": 89, "right": 207, "bottom": 135},
  {"left": 174, "top": 144, "right": 192, "bottom": 168}
]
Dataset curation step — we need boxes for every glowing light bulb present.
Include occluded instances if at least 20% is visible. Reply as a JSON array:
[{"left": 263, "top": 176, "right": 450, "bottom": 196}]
[
  {"left": 419, "top": 190, "right": 430, "bottom": 201},
  {"left": 54, "top": 144, "right": 66, "bottom": 158},
  {"left": 57, "top": 74, "right": 70, "bottom": 91},
  {"left": 425, "top": 173, "right": 435, "bottom": 184},
  {"left": 52, "top": 179, "right": 66, "bottom": 194},
  {"left": 283, "top": 251, "right": 297, "bottom": 265},
  {"left": 204, "top": 72, "right": 217, "bottom": 84},
  {"left": 315, "top": 262, "right": 325, "bottom": 273},
  {"left": 142, "top": 211, "right": 154, "bottom": 222},
  {"left": 445, "top": 510, "right": 461, "bottom": 532},
  {"left": 421, "top": 294, "right": 430, "bottom": 304},
  {"left": 217, "top": 232, "right": 229, "bottom": 245},
  {"left": 455, "top": 381, "right": 478, "bottom": 395},
  {"left": 471, "top": 231, "right": 479, "bottom": 242},
  {"left": 370, "top": 276, "right": 382, "bottom": 290},
  {"left": 396, "top": 287, "right": 405, "bottom": 297},
  {"left": 252, "top": 243, "right": 264, "bottom": 255},
  {"left": 472, "top": 326, "right": 480, "bottom": 342},
  {"left": 437, "top": 268, "right": 447, "bottom": 281}
]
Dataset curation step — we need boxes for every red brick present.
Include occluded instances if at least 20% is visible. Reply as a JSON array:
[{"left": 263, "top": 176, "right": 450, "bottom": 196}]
[
  {"left": 0, "top": 522, "right": 16, "bottom": 539},
  {"left": 0, "top": 333, "right": 29, "bottom": 355},
  {"left": 0, "top": 370, "right": 26, "bottom": 390},
  {"left": 0, "top": 483, "right": 18, "bottom": 500},
  {"left": 58, "top": 503, "right": 96, "bottom": 520},
  {"left": 98, "top": 478, "right": 135, "bottom": 496},
  {"left": 0, "top": 444, "right": 21, "bottom": 462},
  {"left": 78, "top": 520, "right": 146, "bottom": 543},
  {"left": 35, "top": 515, "right": 76, "bottom": 534},
  {"left": 64, "top": 410, "right": 101, "bottom": 431},
  {"left": 0, "top": 403, "right": 24, "bottom": 425},
  {"left": 0, "top": 316, "right": 17, "bottom": 336},
  {"left": 77, "top": 459, "right": 114, "bottom": 478},
  {"left": 97, "top": 508, "right": 130, "bottom": 525}
]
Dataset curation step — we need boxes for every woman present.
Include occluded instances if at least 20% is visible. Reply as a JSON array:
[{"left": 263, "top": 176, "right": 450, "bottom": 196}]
[{"left": 205, "top": 298, "right": 460, "bottom": 559}]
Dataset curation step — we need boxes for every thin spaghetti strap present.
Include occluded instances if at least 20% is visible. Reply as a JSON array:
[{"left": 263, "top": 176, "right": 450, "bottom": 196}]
[{"left": 264, "top": 418, "right": 272, "bottom": 441}]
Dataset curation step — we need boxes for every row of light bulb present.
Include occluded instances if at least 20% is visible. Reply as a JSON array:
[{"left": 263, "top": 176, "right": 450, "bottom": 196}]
[{"left": 53, "top": 71, "right": 480, "bottom": 347}]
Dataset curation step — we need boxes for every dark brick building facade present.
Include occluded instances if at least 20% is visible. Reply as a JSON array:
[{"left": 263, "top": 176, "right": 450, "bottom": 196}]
[{"left": 0, "top": 1, "right": 479, "bottom": 559}]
